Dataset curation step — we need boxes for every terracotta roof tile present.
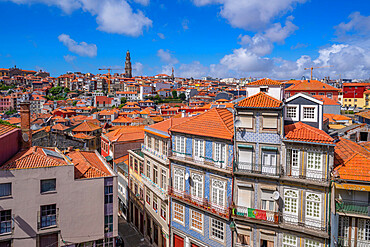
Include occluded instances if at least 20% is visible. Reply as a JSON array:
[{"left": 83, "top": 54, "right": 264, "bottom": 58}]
[
  {"left": 104, "top": 126, "right": 145, "bottom": 142},
  {"left": 286, "top": 80, "right": 340, "bottom": 91},
  {"left": 73, "top": 121, "right": 101, "bottom": 132},
  {"left": 335, "top": 152, "right": 370, "bottom": 181},
  {"left": 247, "top": 78, "right": 282, "bottom": 86},
  {"left": 334, "top": 137, "right": 370, "bottom": 167},
  {"left": 146, "top": 117, "right": 190, "bottom": 137},
  {"left": 284, "top": 122, "right": 334, "bottom": 144},
  {"left": 237, "top": 92, "right": 282, "bottom": 108},
  {"left": 0, "top": 123, "right": 18, "bottom": 136},
  {"left": 170, "top": 108, "right": 234, "bottom": 140},
  {"left": 68, "top": 151, "right": 111, "bottom": 179}
]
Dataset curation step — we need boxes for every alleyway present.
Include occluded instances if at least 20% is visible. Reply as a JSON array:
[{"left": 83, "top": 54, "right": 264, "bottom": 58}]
[{"left": 118, "top": 217, "right": 153, "bottom": 247}]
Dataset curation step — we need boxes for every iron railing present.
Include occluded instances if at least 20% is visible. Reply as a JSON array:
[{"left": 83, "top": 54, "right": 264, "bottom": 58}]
[
  {"left": 336, "top": 200, "right": 370, "bottom": 216},
  {"left": 234, "top": 162, "right": 279, "bottom": 176},
  {"left": 141, "top": 173, "right": 168, "bottom": 201},
  {"left": 168, "top": 187, "right": 230, "bottom": 218},
  {"left": 232, "top": 206, "right": 279, "bottom": 224},
  {"left": 141, "top": 144, "right": 169, "bottom": 163},
  {"left": 280, "top": 213, "right": 327, "bottom": 232},
  {"left": 281, "top": 167, "right": 329, "bottom": 182}
]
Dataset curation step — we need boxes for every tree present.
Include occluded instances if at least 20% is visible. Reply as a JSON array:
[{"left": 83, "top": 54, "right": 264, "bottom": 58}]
[
  {"left": 179, "top": 93, "right": 186, "bottom": 101},
  {"left": 120, "top": 97, "right": 127, "bottom": 105},
  {"left": 64, "top": 87, "right": 70, "bottom": 93},
  {"left": 172, "top": 90, "right": 178, "bottom": 99},
  {"left": 72, "top": 101, "right": 77, "bottom": 106}
]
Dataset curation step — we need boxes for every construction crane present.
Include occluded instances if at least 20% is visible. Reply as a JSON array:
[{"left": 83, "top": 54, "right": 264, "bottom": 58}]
[
  {"left": 98, "top": 67, "right": 123, "bottom": 93},
  {"left": 304, "top": 65, "right": 333, "bottom": 80}
]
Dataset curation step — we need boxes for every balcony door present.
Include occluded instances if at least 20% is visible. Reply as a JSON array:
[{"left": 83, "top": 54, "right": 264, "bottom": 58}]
[
  {"left": 262, "top": 150, "right": 277, "bottom": 175},
  {"left": 237, "top": 185, "right": 253, "bottom": 213},
  {"left": 239, "top": 147, "right": 253, "bottom": 171},
  {"left": 283, "top": 189, "right": 299, "bottom": 223},
  {"left": 306, "top": 152, "right": 323, "bottom": 180},
  {"left": 305, "top": 193, "right": 322, "bottom": 228},
  {"left": 290, "top": 149, "right": 300, "bottom": 177}
]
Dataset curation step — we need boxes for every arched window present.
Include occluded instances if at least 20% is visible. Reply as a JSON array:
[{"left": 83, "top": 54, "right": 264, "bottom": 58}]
[
  {"left": 173, "top": 168, "right": 184, "bottom": 191},
  {"left": 284, "top": 190, "right": 298, "bottom": 215},
  {"left": 306, "top": 193, "right": 321, "bottom": 219},
  {"left": 211, "top": 179, "right": 226, "bottom": 207}
]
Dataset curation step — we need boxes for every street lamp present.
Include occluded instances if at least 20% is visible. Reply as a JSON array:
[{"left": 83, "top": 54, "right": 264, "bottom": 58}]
[{"left": 230, "top": 221, "right": 236, "bottom": 247}]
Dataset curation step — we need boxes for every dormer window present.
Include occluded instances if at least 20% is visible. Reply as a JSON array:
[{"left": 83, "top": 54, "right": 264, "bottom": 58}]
[
  {"left": 260, "top": 86, "right": 268, "bottom": 93},
  {"left": 302, "top": 106, "right": 317, "bottom": 122}
]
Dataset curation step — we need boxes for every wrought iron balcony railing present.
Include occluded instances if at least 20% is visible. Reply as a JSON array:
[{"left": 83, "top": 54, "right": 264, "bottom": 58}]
[
  {"left": 141, "top": 144, "right": 169, "bottom": 164},
  {"left": 281, "top": 167, "right": 329, "bottom": 182},
  {"left": 336, "top": 199, "right": 370, "bottom": 216},
  {"left": 141, "top": 173, "right": 168, "bottom": 201},
  {"left": 168, "top": 187, "right": 230, "bottom": 218},
  {"left": 234, "top": 162, "right": 279, "bottom": 176},
  {"left": 232, "top": 206, "right": 279, "bottom": 224},
  {"left": 280, "top": 213, "right": 327, "bottom": 232}
]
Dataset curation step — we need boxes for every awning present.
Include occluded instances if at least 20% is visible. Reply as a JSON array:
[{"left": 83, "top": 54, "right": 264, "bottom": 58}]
[
  {"left": 238, "top": 144, "right": 253, "bottom": 149},
  {"left": 335, "top": 183, "right": 370, "bottom": 192},
  {"left": 262, "top": 146, "right": 278, "bottom": 151}
]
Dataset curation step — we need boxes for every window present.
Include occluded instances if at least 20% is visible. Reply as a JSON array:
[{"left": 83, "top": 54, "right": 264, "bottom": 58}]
[
  {"left": 148, "top": 136, "right": 152, "bottom": 149},
  {"left": 262, "top": 114, "right": 278, "bottom": 129},
  {"left": 306, "top": 193, "right": 321, "bottom": 219},
  {"left": 175, "top": 136, "right": 186, "bottom": 155},
  {"left": 161, "top": 170, "right": 167, "bottom": 190},
  {"left": 139, "top": 162, "right": 143, "bottom": 175},
  {"left": 194, "top": 139, "right": 204, "bottom": 161},
  {"left": 310, "top": 93, "right": 316, "bottom": 96},
  {"left": 146, "top": 190, "right": 151, "bottom": 205},
  {"left": 302, "top": 106, "right": 316, "bottom": 121},
  {"left": 146, "top": 161, "right": 151, "bottom": 178},
  {"left": 173, "top": 168, "right": 185, "bottom": 192},
  {"left": 307, "top": 152, "right": 322, "bottom": 170},
  {"left": 318, "top": 92, "right": 324, "bottom": 95},
  {"left": 283, "top": 234, "right": 297, "bottom": 247},
  {"left": 160, "top": 204, "right": 167, "bottom": 220},
  {"left": 153, "top": 165, "right": 158, "bottom": 184},
  {"left": 261, "top": 189, "right": 275, "bottom": 211},
  {"left": 237, "top": 234, "right": 250, "bottom": 245},
  {"left": 214, "top": 142, "right": 227, "bottom": 168},
  {"left": 327, "top": 93, "right": 333, "bottom": 99},
  {"left": 40, "top": 204, "right": 57, "bottom": 228},
  {"left": 105, "top": 185, "right": 113, "bottom": 204},
  {"left": 155, "top": 139, "right": 160, "bottom": 152},
  {"left": 305, "top": 239, "right": 321, "bottom": 247},
  {"left": 284, "top": 190, "right": 298, "bottom": 215},
  {"left": 173, "top": 202, "right": 184, "bottom": 223},
  {"left": 345, "top": 99, "right": 347, "bottom": 102},
  {"left": 163, "top": 141, "right": 168, "bottom": 156},
  {"left": 210, "top": 218, "right": 224, "bottom": 241},
  {"left": 190, "top": 210, "right": 203, "bottom": 232},
  {"left": 104, "top": 215, "right": 113, "bottom": 233},
  {"left": 153, "top": 195, "right": 158, "bottom": 211},
  {"left": 358, "top": 219, "right": 370, "bottom": 241},
  {"left": 0, "top": 183, "right": 11, "bottom": 197},
  {"left": 191, "top": 173, "right": 203, "bottom": 200},
  {"left": 211, "top": 179, "right": 226, "bottom": 207},
  {"left": 238, "top": 114, "right": 253, "bottom": 129},
  {"left": 262, "top": 150, "right": 277, "bottom": 174},
  {"left": 134, "top": 160, "right": 138, "bottom": 173},
  {"left": 0, "top": 210, "right": 11, "bottom": 234}
]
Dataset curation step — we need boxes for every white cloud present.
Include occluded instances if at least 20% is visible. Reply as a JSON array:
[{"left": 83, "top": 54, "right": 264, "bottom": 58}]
[
  {"left": 157, "top": 49, "right": 178, "bottom": 64},
  {"left": 133, "top": 62, "right": 144, "bottom": 75},
  {"left": 158, "top": 33, "right": 165, "bottom": 39},
  {"left": 178, "top": 61, "right": 208, "bottom": 78},
  {"left": 193, "top": 0, "right": 306, "bottom": 31},
  {"left": 133, "top": 0, "right": 150, "bottom": 6},
  {"left": 264, "top": 18, "right": 297, "bottom": 43},
  {"left": 335, "top": 12, "right": 370, "bottom": 37},
  {"left": 63, "top": 54, "right": 77, "bottom": 63},
  {"left": 7, "top": 0, "right": 152, "bottom": 36},
  {"left": 160, "top": 64, "right": 173, "bottom": 75},
  {"left": 58, "top": 34, "right": 97, "bottom": 57}
]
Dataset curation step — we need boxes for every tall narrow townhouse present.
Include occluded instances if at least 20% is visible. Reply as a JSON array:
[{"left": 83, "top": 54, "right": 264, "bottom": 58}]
[
  {"left": 169, "top": 108, "right": 234, "bottom": 247},
  {"left": 141, "top": 117, "right": 188, "bottom": 247},
  {"left": 232, "top": 92, "right": 284, "bottom": 247},
  {"left": 331, "top": 137, "right": 370, "bottom": 247},
  {"left": 280, "top": 93, "right": 335, "bottom": 247}
]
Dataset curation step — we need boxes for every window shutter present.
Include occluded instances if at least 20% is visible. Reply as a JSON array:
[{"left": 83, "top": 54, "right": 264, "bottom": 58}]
[
  {"left": 263, "top": 116, "right": 278, "bottom": 129},
  {"left": 240, "top": 115, "right": 252, "bottom": 128},
  {"left": 237, "top": 187, "right": 253, "bottom": 207},
  {"left": 239, "top": 149, "right": 252, "bottom": 163}
]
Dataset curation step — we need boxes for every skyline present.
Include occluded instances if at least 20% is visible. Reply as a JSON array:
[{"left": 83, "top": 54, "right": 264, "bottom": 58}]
[{"left": 0, "top": 0, "right": 369, "bottom": 79}]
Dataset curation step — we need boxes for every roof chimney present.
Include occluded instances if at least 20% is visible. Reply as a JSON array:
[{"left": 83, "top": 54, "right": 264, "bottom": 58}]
[{"left": 20, "top": 102, "right": 32, "bottom": 150}]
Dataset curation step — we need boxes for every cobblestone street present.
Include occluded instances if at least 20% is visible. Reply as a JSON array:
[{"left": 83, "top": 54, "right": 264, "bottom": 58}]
[{"left": 118, "top": 217, "right": 152, "bottom": 247}]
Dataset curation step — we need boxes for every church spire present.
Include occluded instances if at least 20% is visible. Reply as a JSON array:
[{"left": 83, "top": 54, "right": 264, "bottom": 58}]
[
  {"left": 171, "top": 67, "right": 175, "bottom": 81},
  {"left": 125, "top": 50, "right": 132, "bottom": 78}
]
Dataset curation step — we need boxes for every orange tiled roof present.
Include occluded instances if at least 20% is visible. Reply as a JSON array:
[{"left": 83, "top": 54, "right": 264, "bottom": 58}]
[
  {"left": 0, "top": 123, "right": 18, "bottom": 136},
  {"left": 247, "top": 78, "right": 282, "bottom": 86},
  {"left": 335, "top": 152, "right": 370, "bottom": 181},
  {"left": 237, "top": 92, "right": 282, "bottom": 108},
  {"left": 312, "top": 95, "right": 340, "bottom": 105},
  {"left": 73, "top": 121, "right": 101, "bottom": 132},
  {"left": 2, "top": 147, "right": 68, "bottom": 170},
  {"left": 170, "top": 108, "right": 234, "bottom": 140},
  {"left": 146, "top": 117, "right": 190, "bottom": 137},
  {"left": 285, "top": 80, "right": 339, "bottom": 91},
  {"left": 52, "top": 123, "right": 68, "bottom": 131},
  {"left": 284, "top": 122, "right": 334, "bottom": 144},
  {"left": 67, "top": 151, "right": 111, "bottom": 179},
  {"left": 104, "top": 126, "right": 145, "bottom": 142},
  {"left": 323, "top": 114, "right": 351, "bottom": 123},
  {"left": 334, "top": 137, "right": 370, "bottom": 166}
]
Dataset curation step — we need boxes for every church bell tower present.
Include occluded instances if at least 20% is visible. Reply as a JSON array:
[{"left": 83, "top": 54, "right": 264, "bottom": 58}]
[{"left": 125, "top": 50, "right": 132, "bottom": 78}]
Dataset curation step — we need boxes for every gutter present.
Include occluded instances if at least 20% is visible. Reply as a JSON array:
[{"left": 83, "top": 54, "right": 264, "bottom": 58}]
[{"left": 283, "top": 139, "right": 336, "bottom": 147}]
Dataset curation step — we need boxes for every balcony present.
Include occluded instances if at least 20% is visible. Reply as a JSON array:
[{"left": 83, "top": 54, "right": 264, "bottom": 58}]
[
  {"left": 337, "top": 237, "right": 370, "bottom": 247},
  {"left": 232, "top": 206, "right": 279, "bottom": 224},
  {"left": 280, "top": 213, "right": 327, "bottom": 233},
  {"left": 169, "top": 187, "right": 230, "bottom": 219},
  {"left": 281, "top": 167, "right": 329, "bottom": 182},
  {"left": 141, "top": 173, "right": 168, "bottom": 201},
  {"left": 336, "top": 200, "right": 370, "bottom": 216},
  {"left": 141, "top": 144, "right": 169, "bottom": 165},
  {"left": 170, "top": 151, "right": 232, "bottom": 174},
  {"left": 234, "top": 162, "right": 279, "bottom": 176}
]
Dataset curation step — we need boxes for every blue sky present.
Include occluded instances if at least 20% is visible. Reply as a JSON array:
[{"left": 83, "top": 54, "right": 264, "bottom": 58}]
[{"left": 0, "top": 0, "right": 369, "bottom": 79}]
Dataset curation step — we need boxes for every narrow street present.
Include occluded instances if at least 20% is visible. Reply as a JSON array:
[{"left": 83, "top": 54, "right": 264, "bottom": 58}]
[{"left": 118, "top": 217, "right": 153, "bottom": 247}]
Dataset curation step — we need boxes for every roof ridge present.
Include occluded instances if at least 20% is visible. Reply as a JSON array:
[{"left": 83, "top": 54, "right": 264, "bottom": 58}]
[{"left": 215, "top": 108, "right": 234, "bottom": 135}]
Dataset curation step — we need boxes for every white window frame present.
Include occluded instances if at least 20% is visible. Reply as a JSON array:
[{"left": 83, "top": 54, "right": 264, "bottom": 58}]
[
  {"left": 305, "top": 193, "right": 321, "bottom": 224},
  {"left": 262, "top": 113, "right": 278, "bottom": 130},
  {"left": 173, "top": 167, "right": 185, "bottom": 192},
  {"left": 301, "top": 105, "right": 317, "bottom": 122},
  {"left": 191, "top": 172, "right": 203, "bottom": 201},
  {"left": 211, "top": 178, "right": 226, "bottom": 208},
  {"left": 285, "top": 105, "right": 299, "bottom": 121},
  {"left": 283, "top": 234, "right": 298, "bottom": 247},
  {"left": 193, "top": 139, "right": 204, "bottom": 161},
  {"left": 305, "top": 239, "right": 322, "bottom": 247},
  {"left": 214, "top": 142, "right": 227, "bottom": 168},
  {"left": 210, "top": 218, "right": 225, "bottom": 242},
  {"left": 173, "top": 202, "right": 184, "bottom": 224},
  {"left": 161, "top": 169, "right": 167, "bottom": 190},
  {"left": 175, "top": 136, "right": 186, "bottom": 157},
  {"left": 237, "top": 112, "right": 253, "bottom": 129},
  {"left": 284, "top": 189, "right": 299, "bottom": 221},
  {"left": 326, "top": 93, "right": 333, "bottom": 99},
  {"left": 190, "top": 209, "right": 203, "bottom": 233}
]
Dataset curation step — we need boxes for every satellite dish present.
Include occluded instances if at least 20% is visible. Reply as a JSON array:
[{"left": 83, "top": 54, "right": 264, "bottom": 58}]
[
  {"left": 235, "top": 120, "right": 242, "bottom": 128},
  {"left": 185, "top": 173, "right": 189, "bottom": 181},
  {"left": 272, "top": 191, "right": 280, "bottom": 201},
  {"left": 22, "top": 133, "right": 29, "bottom": 142}
]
